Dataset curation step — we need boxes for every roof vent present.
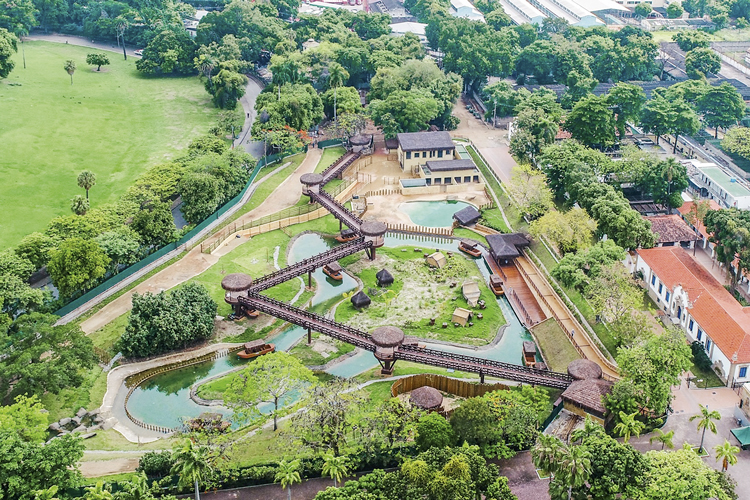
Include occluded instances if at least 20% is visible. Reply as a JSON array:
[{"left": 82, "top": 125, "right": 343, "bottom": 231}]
[{"left": 730, "top": 178, "right": 737, "bottom": 183}]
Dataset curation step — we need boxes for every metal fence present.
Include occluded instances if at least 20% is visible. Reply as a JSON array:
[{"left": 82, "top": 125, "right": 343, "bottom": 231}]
[{"left": 53, "top": 148, "right": 304, "bottom": 317}]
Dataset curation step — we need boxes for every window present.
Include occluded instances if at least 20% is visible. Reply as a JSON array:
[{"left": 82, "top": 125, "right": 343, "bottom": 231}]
[
  {"left": 430, "top": 150, "right": 435, "bottom": 158},
  {"left": 464, "top": 176, "right": 471, "bottom": 183},
  {"left": 740, "top": 367, "right": 748, "bottom": 378},
  {"left": 689, "top": 319, "right": 694, "bottom": 331},
  {"left": 426, "top": 178, "right": 432, "bottom": 185},
  {"left": 434, "top": 178, "right": 441, "bottom": 184},
  {"left": 473, "top": 175, "right": 479, "bottom": 183},
  {"left": 658, "top": 283, "right": 663, "bottom": 294},
  {"left": 697, "top": 329, "right": 702, "bottom": 340},
  {"left": 438, "top": 150, "right": 443, "bottom": 158},
  {"left": 705, "top": 338, "right": 712, "bottom": 352},
  {"left": 677, "top": 306, "right": 681, "bottom": 319},
  {"left": 665, "top": 291, "right": 671, "bottom": 303},
  {"left": 651, "top": 275, "right": 656, "bottom": 286},
  {"left": 454, "top": 177, "right": 462, "bottom": 184},
  {"left": 414, "top": 152, "right": 420, "bottom": 158},
  {"left": 444, "top": 177, "right": 452, "bottom": 184},
  {"left": 406, "top": 152, "right": 411, "bottom": 159}
]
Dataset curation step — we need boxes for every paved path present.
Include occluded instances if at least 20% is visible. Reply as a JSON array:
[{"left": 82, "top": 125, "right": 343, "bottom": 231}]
[
  {"left": 80, "top": 149, "right": 321, "bottom": 334},
  {"left": 25, "top": 32, "right": 140, "bottom": 57}
]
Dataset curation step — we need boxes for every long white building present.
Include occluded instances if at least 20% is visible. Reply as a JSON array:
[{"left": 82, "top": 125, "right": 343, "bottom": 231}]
[{"left": 499, "top": 0, "right": 629, "bottom": 27}]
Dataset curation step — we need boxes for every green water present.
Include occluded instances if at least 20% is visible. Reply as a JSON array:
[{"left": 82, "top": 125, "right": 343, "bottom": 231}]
[{"left": 398, "top": 201, "right": 473, "bottom": 227}]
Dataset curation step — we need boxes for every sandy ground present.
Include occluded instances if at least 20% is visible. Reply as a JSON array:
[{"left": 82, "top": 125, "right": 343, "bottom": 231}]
[
  {"left": 80, "top": 149, "right": 322, "bottom": 335},
  {"left": 80, "top": 458, "right": 140, "bottom": 478}
]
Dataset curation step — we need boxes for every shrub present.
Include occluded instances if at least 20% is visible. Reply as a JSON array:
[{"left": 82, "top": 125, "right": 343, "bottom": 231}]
[
  {"left": 137, "top": 451, "right": 174, "bottom": 477},
  {"left": 691, "top": 341, "right": 712, "bottom": 372}
]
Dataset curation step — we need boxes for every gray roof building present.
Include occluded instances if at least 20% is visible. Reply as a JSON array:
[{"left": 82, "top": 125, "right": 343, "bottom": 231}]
[
  {"left": 423, "top": 159, "right": 476, "bottom": 173},
  {"left": 397, "top": 131, "right": 455, "bottom": 152}
]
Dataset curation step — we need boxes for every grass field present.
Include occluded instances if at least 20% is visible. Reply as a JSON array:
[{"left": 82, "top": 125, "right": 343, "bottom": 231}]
[
  {"left": 530, "top": 318, "right": 581, "bottom": 373},
  {"left": 0, "top": 41, "right": 217, "bottom": 249}
]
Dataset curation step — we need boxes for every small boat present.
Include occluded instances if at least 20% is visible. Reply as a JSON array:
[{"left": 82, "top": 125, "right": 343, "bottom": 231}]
[
  {"left": 323, "top": 262, "right": 343, "bottom": 281},
  {"left": 523, "top": 341, "right": 537, "bottom": 367},
  {"left": 335, "top": 229, "right": 358, "bottom": 243},
  {"left": 489, "top": 274, "right": 504, "bottom": 296},
  {"left": 238, "top": 340, "right": 275, "bottom": 359},
  {"left": 458, "top": 239, "right": 481, "bottom": 258}
]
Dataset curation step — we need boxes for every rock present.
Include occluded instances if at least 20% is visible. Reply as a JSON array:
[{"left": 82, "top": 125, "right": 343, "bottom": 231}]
[
  {"left": 72, "top": 425, "right": 86, "bottom": 434},
  {"left": 87, "top": 424, "right": 102, "bottom": 432},
  {"left": 59, "top": 417, "right": 72, "bottom": 427},
  {"left": 48, "top": 422, "right": 61, "bottom": 432},
  {"left": 88, "top": 408, "right": 101, "bottom": 418},
  {"left": 72, "top": 416, "right": 82, "bottom": 426},
  {"left": 81, "top": 432, "right": 98, "bottom": 440},
  {"left": 93, "top": 415, "right": 104, "bottom": 424},
  {"left": 76, "top": 408, "right": 87, "bottom": 419},
  {"left": 101, "top": 419, "right": 114, "bottom": 430}
]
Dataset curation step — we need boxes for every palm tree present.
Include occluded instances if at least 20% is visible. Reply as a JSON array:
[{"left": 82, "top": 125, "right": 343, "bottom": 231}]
[
  {"left": 119, "top": 472, "right": 152, "bottom": 500},
  {"left": 64, "top": 60, "right": 76, "bottom": 85},
  {"left": 274, "top": 459, "right": 302, "bottom": 500},
  {"left": 649, "top": 428, "right": 675, "bottom": 450},
  {"left": 689, "top": 404, "right": 721, "bottom": 454},
  {"left": 557, "top": 445, "right": 591, "bottom": 500},
  {"left": 71, "top": 195, "right": 90, "bottom": 215},
  {"left": 83, "top": 482, "right": 114, "bottom": 500},
  {"left": 570, "top": 415, "right": 602, "bottom": 444},
  {"left": 531, "top": 433, "right": 563, "bottom": 480},
  {"left": 33, "top": 486, "right": 60, "bottom": 500},
  {"left": 171, "top": 439, "right": 214, "bottom": 500},
  {"left": 77, "top": 170, "right": 97, "bottom": 199},
  {"left": 322, "top": 452, "right": 349, "bottom": 488},
  {"left": 327, "top": 62, "right": 349, "bottom": 128},
  {"left": 714, "top": 440, "right": 739, "bottom": 472},
  {"left": 613, "top": 411, "right": 645, "bottom": 443}
]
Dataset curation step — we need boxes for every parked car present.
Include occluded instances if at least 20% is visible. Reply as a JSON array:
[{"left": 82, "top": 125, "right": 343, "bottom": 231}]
[{"left": 134, "top": 49, "right": 143, "bottom": 56}]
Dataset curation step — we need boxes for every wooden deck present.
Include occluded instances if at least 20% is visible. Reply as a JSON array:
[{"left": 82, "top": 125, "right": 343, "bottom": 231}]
[{"left": 483, "top": 254, "right": 546, "bottom": 326}]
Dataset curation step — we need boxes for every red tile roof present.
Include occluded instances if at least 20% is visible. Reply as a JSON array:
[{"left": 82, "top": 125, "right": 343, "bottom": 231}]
[
  {"left": 643, "top": 215, "right": 699, "bottom": 244},
  {"left": 676, "top": 201, "right": 721, "bottom": 240},
  {"left": 637, "top": 246, "right": 750, "bottom": 363}
]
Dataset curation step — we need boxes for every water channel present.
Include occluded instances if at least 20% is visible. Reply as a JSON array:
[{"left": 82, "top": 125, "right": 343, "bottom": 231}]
[
  {"left": 125, "top": 232, "right": 535, "bottom": 429},
  {"left": 398, "top": 200, "right": 472, "bottom": 227}
]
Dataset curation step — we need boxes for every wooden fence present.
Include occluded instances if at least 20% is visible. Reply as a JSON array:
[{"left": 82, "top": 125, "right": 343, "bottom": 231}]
[
  {"left": 363, "top": 187, "right": 402, "bottom": 197},
  {"left": 391, "top": 374, "right": 509, "bottom": 399},
  {"left": 385, "top": 223, "right": 453, "bottom": 237}
]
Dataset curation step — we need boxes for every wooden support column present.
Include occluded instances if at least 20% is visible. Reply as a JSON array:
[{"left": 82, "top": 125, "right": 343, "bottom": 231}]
[
  {"left": 308, "top": 270, "right": 312, "bottom": 288},
  {"left": 307, "top": 328, "right": 312, "bottom": 345},
  {"left": 339, "top": 219, "right": 342, "bottom": 231},
  {"left": 479, "top": 370, "right": 485, "bottom": 384}
]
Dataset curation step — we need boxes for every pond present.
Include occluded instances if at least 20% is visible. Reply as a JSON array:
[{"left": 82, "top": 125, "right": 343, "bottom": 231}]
[
  {"left": 125, "top": 232, "right": 536, "bottom": 429},
  {"left": 398, "top": 200, "right": 473, "bottom": 228}
]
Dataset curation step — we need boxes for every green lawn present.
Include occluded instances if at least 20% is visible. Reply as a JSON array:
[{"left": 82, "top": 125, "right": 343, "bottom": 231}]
[
  {"left": 40, "top": 366, "right": 108, "bottom": 422},
  {"left": 335, "top": 247, "right": 506, "bottom": 346},
  {"left": 231, "top": 153, "right": 306, "bottom": 221},
  {"left": 0, "top": 41, "right": 217, "bottom": 250},
  {"left": 315, "top": 146, "right": 347, "bottom": 173},
  {"left": 530, "top": 318, "right": 581, "bottom": 373}
]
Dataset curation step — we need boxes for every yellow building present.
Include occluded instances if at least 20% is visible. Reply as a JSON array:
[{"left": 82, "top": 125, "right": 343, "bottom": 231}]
[{"left": 397, "top": 131, "right": 456, "bottom": 174}]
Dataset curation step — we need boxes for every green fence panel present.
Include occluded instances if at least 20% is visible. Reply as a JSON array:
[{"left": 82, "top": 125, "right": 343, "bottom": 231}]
[
  {"left": 317, "top": 139, "right": 343, "bottom": 148},
  {"left": 52, "top": 151, "right": 293, "bottom": 318}
]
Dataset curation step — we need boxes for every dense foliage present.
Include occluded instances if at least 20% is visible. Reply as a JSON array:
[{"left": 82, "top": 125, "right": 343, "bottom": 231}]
[{"left": 118, "top": 282, "right": 217, "bottom": 358}]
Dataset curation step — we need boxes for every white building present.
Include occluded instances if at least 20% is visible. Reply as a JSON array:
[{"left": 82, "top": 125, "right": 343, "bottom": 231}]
[
  {"left": 450, "top": 0, "right": 486, "bottom": 21},
  {"left": 686, "top": 159, "right": 750, "bottom": 210},
  {"left": 389, "top": 22, "right": 428, "bottom": 44},
  {"left": 632, "top": 246, "right": 750, "bottom": 387}
]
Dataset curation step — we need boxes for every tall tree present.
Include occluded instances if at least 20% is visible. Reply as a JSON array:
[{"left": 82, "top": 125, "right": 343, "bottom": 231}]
[
  {"left": 639, "top": 447, "right": 735, "bottom": 500},
  {"left": 714, "top": 440, "right": 739, "bottom": 472},
  {"left": 505, "top": 164, "right": 553, "bottom": 220},
  {"left": 684, "top": 47, "right": 721, "bottom": 79},
  {"left": 613, "top": 411, "right": 645, "bottom": 443},
  {"left": 70, "top": 195, "right": 89, "bottom": 216},
  {"left": 327, "top": 61, "right": 349, "bottom": 127},
  {"left": 64, "top": 59, "right": 76, "bottom": 85},
  {"left": 649, "top": 428, "right": 675, "bottom": 450},
  {"left": 47, "top": 237, "right": 109, "bottom": 298},
  {"left": 642, "top": 158, "right": 689, "bottom": 208},
  {"left": 531, "top": 433, "right": 563, "bottom": 479},
  {"left": 564, "top": 95, "right": 617, "bottom": 150},
  {"left": 557, "top": 445, "right": 591, "bottom": 500},
  {"left": 275, "top": 459, "right": 302, "bottom": 500},
  {"left": 0, "top": 28, "right": 18, "bottom": 78},
  {"left": 86, "top": 53, "right": 110, "bottom": 72},
  {"left": 607, "top": 83, "right": 646, "bottom": 140},
  {"left": 689, "top": 404, "right": 721, "bottom": 453},
  {"left": 171, "top": 440, "right": 214, "bottom": 500},
  {"left": 77, "top": 170, "right": 97, "bottom": 200},
  {"left": 703, "top": 209, "right": 750, "bottom": 289},
  {"left": 322, "top": 453, "right": 349, "bottom": 488},
  {"left": 697, "top": 83, "right": 746, "bottom": 138},
  {"left": 208, "top": 69, "right": 247, "bottom": 110},
  {"left": 224, "top": 351, "right": 315, "bottom": 430}
]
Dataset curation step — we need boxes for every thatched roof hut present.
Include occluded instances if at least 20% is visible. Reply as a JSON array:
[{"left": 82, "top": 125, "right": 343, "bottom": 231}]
[
  {"left": 452, "top": 307, "right": 472, "bottom": 326},
  {"left": 485, "top": 233, "right": 531, "bottom": 263},
  {"left": 351, "top": 290, "right": 371, "bottom": 308},
  {"left": 376, "top": 269, "right": 394, "bottom": 286},
  {"left": 567, "top": 359, "right": 603, "bottom": 380},
  {"left": 410, "top": 386, "right": 443, "bottom": 410},
  {"left": 221, "top": 273, "right": 253, "bottom": 292},
  {"left": 371, "top": 326, "right": 405, "bottom": 347}
]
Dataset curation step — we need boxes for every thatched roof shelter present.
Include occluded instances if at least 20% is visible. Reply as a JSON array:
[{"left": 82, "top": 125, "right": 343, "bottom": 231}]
[
  {"left": 300, "top": 173, "right": 324, "bottom": 185},
  {"left": 410, "top": 386, "right": 443, "bottom": 410},
  {"left": 349, "top": 134, "right": 372, "bottom": 146},
  {"left": 221, "top": 273, "right": 253, "bottom": 292},
  {"left": 453, "top": 206, "right": 481, "bottom": 227},
  {"left": 244, "top": 340, "right": 265, "bottom": 351},
  {"left": 371, "top": 326, "right": 405, "bottom": 347},
  {"left": 427, "top": 252, "right": 446, "bottom": 268},
  {"left": 523, "top": 341, "right": 537, "bottom": 357},
  {"left": 460, "top": 239, "right": 478, "bottom": 249},
  {"left": 351, "top": 290, "right": 371, "bottom": 308},
  {"left": 561, "top": 379, "right": 613, "bottom": 419},
  {"left": 567, "top": 359, "right": 603, "bottom": 380},
  {"left": 325, "top": 262, "right": 343, "bottom": 273},
  {"left": 485, "top": 233, "right": 531, "bottom": 261},
  {"left": 360, "top": 220, "right": 388, "bottom": 236},
  {"left": 376, "top": 269, "right": 394, "bottom": 286}
]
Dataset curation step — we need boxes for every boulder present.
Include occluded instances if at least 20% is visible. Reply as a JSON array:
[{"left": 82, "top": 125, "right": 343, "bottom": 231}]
[
  {"left": 87, "top": 424, "right": 102, "bottom": 432},
  {"left": 88, "top": 408, "right": 101, "bottom": 418},
  {"left": 72, "top": 425, "right": 86, "bottom": 434},
  {"left": 93, "top": 415, "right": 104, "bottom": 424},
  {"left": 71, "top": 416, "right": 82, "bottom": 426},
  {"left": 76, "top": 408, "right": 87, "bottom": 419},
  {"left": 81, "top": 432, "right": 98, "bottom": 440},
  {"left": 48, "top": 422, "right": 61, "bottom": 433},
  {"left": 59, "top": 417, "right": 72, "bottom": 427}
]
